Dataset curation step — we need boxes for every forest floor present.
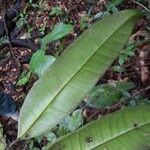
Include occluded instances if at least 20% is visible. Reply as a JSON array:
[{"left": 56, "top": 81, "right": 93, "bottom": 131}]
[{"left": 0, "top": 0, "right": 150, "bottom": 149}]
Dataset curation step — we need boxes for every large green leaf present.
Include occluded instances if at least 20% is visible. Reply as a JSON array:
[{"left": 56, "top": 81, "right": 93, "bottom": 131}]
[
  {"left": 46, "top": 106, "right": 150, "bottom": 150},
  {"left": 18, "top": 10, "right": 140, "bottom": 139},
  {"left": 41, "top": 23, "right": 73, "bottom": 50}
]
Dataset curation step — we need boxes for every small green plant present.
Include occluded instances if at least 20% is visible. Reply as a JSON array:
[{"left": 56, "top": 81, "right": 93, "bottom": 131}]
[
  {"left": 105, "top": 0, "right": 124, "bottom": 13},
  {"left": 59, "top": 109, "right": 83, "bottom": 132},
  {"left": 17, "top": 71, "right": 31, "bottom": 86},
  {"left": 16, "top": 9, "right": 34, "bottom": 38},
  {"left": 113, "top": 41, "right": 136, "bottom": 73},
  {"left": 16, "top": 12, "right": 28, "bottom": 28},
  {"left": 49, "top": 6, "right": 63, "bottom": 16},
  {"left": 79, "top": 15, "right": 90, "bottom": 30},
  {"left": 0, "top": 36, "right": 9, "bottom": 46},
  {"left": 39, "top": 25, "right": 46, "bottom": 35},
  {"left": 27, "top": 109, "right": 83, "bottom": 149},
  {"left": 86, "top": 81, "right": 135, "bottom": 108},
  {"left": 29, "top": 0, "right": 40, "bottom": 8},
  {"left": 17, "top": 23, "right": 73, "bottom": 86}
]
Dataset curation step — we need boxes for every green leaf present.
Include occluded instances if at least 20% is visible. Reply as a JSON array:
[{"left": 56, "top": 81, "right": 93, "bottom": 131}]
[
  {"left": 112, "top": 0, "right": 124, "bottom": 6},
  {"left": 105, "top": 0, "right": 124, "bottom": 13},
  {"left": 112, "top": 65, "right": 125, "bottom": 72},
  {"left": 44, "top": 132, "right": 57, "bottom": 142},
  {"left": 79, "top": 16, "right": 89, "bottom": 30},
  {"left": 18, "top": 10, "right": 140, "bottom": 139},
  {"left": 117, "top": 40, "right": 136, "bottom": 66},
  {"left": 30, "top": 50, "right": 56, "bottom": 78},
  {"left": 41, "top": 23, "right": 73, "bottom": 50},
  {"left": 0, "top": 36, "right": 9, "bottom": 46},
  {"left": 49, "top": 6, "right": 62, "bottom": 16},
  {"left": 60, "top": 109, "right": 83, "bottom": 131},
  {"left": 46, "top": 106, "right": 150, "bottom": 150},
  {"left": 118, "top": 54, "right": 126, "bottom": 65},
  {"left": 17, "top": 71, "right": 31, "bottom": 86},
  {"left": 87, "top": 81, "right": 135, "bottom": 108},
  {"left": 93, "top": 11, "right": 110, "bottom": 21}
]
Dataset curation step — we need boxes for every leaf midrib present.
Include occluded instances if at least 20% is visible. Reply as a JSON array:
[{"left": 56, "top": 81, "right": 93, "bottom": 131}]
[
  {"left": 20, "top": 14, "right": 136, "bottom": 138},
  {"left": 90, "top": 120, "right": 150, "bottom": 150}
]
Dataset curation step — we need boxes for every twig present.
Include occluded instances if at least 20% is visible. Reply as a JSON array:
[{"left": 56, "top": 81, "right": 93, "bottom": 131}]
[
  {"left": 2, "top": 16, "right": 21, "bottom": 68},
  {"left": 133, "top": 85, "right": 150, "bottom": 97},
  {"left": 3, "top": 18, "right": 15, "bottom": 58},
  {"left": 132, "top": 0, "right": 150, "bottom": 13},
  {"left": 7, "top": 139, "right": 20, "bottom": 150}
]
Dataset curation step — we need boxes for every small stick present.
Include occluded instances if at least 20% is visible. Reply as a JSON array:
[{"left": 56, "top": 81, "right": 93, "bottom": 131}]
[
  {"left": 132, "top": 0, "right": 150, "bottom": 13},
  {"left": 7, "top": 139, "right": 20, "bottom": 149},
  {"left": 2, "top": 16, "right": 21, "bottom": 68},
  {"left": 2, "top": 17, "right": 16, "bottom": 59}
]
